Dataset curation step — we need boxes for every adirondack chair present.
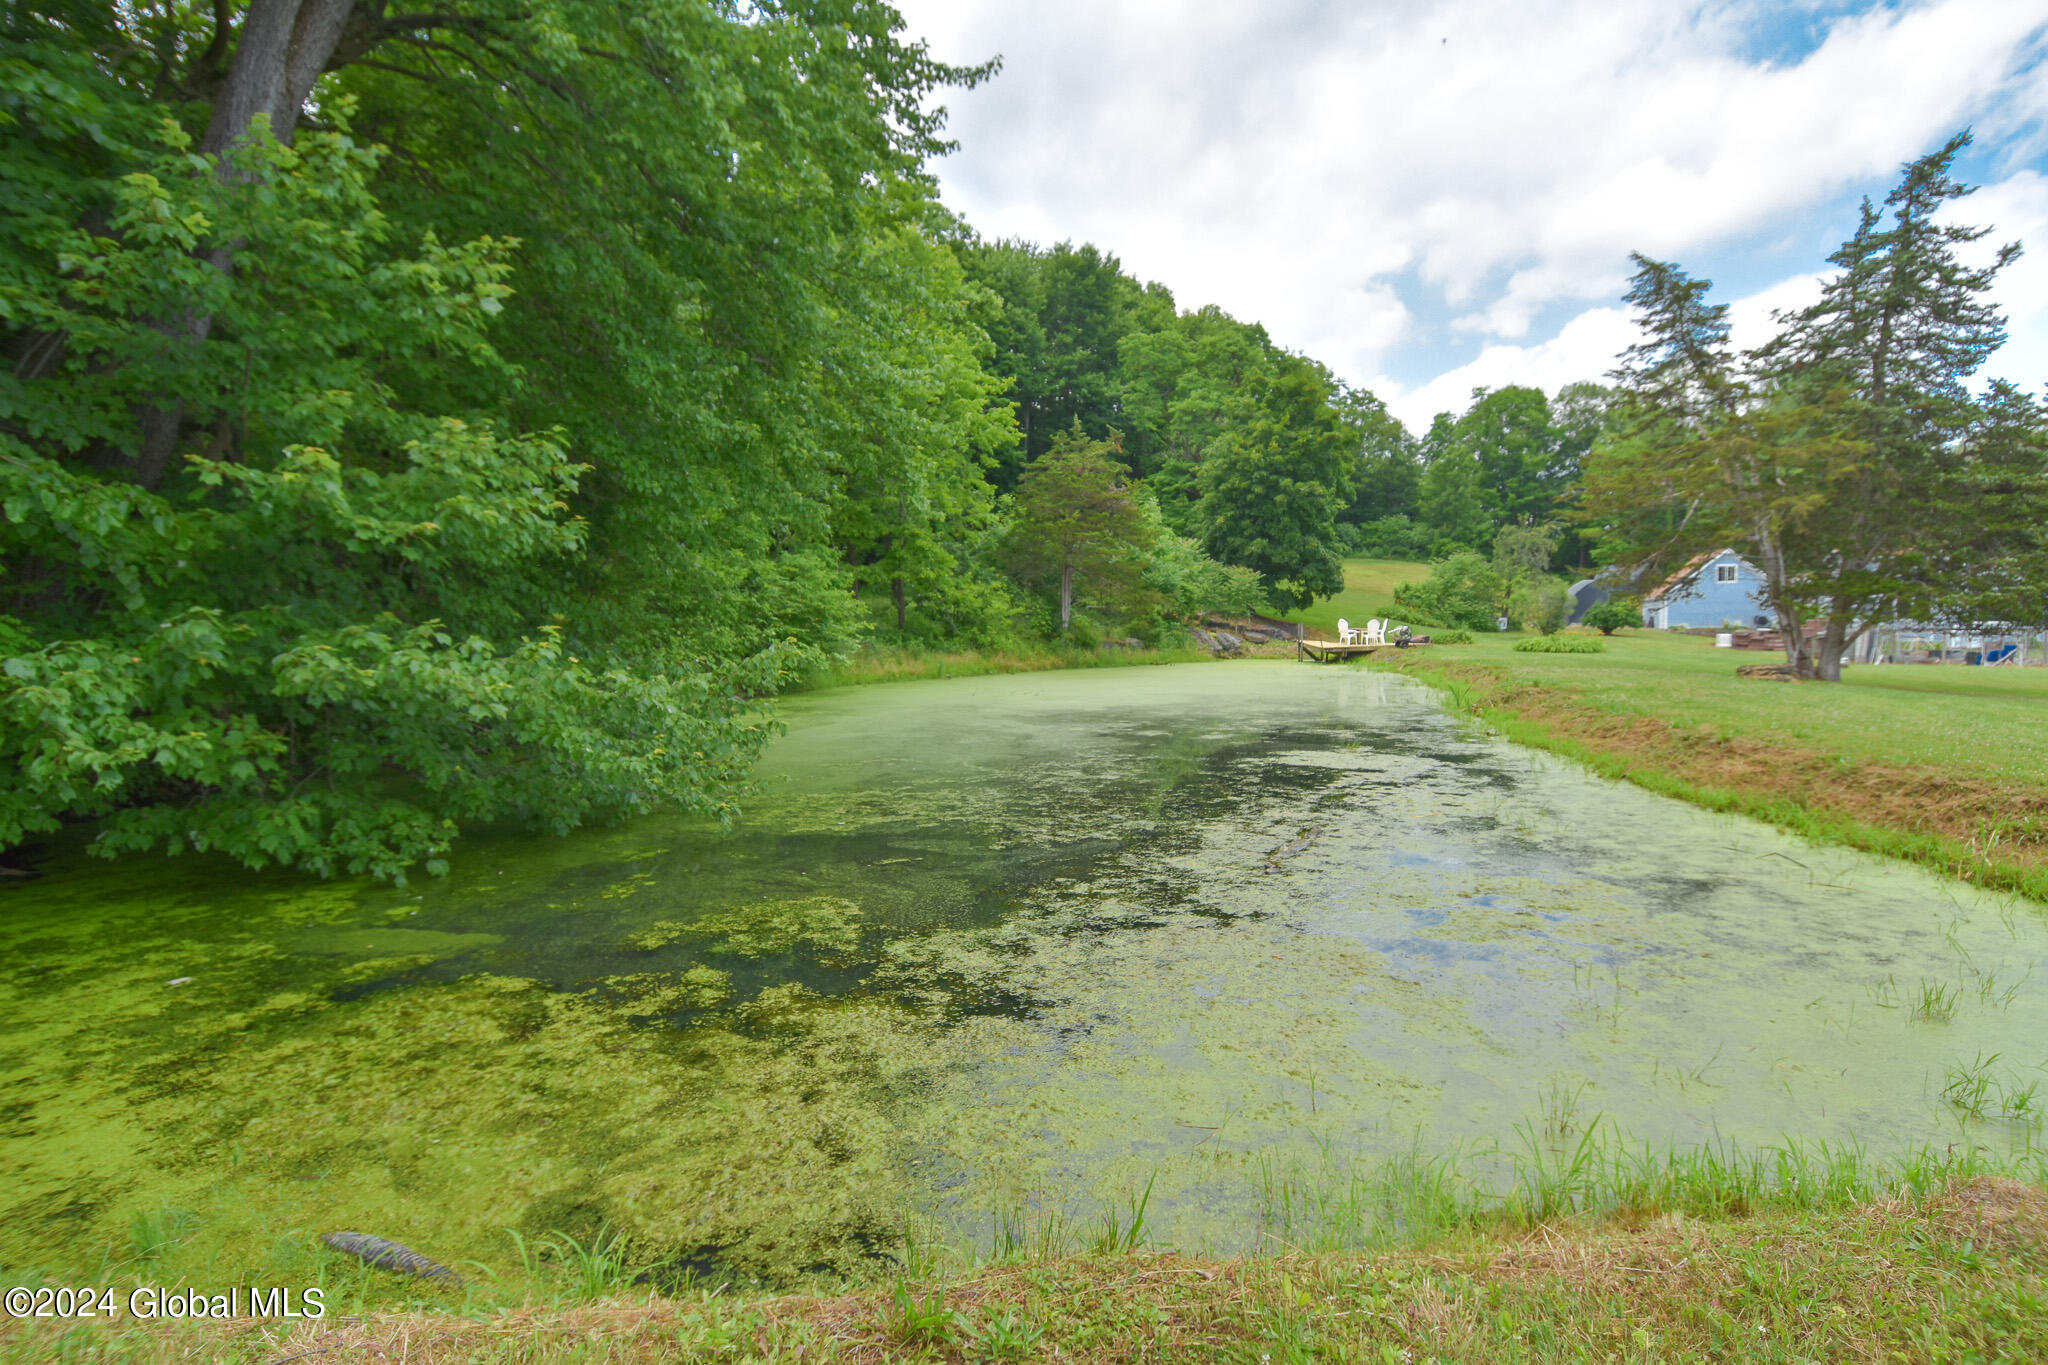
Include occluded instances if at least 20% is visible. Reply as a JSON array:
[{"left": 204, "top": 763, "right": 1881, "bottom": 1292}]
[
  {"left": 1362, "top": 618, "right": 1387, "bottom": 645},
  {"left": 1336, "top": 617, "right": 1360, "bottom": 644}
]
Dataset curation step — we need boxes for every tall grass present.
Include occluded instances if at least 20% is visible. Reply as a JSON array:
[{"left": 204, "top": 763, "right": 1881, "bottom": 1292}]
[{"left": 1248, "top": 1123, "right": 2047, "bottom": 1257}]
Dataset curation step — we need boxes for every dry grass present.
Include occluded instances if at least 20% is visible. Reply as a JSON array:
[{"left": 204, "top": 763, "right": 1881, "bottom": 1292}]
[{"left": 10, "top": 1179, "right": 2043, "bottom": 1364}]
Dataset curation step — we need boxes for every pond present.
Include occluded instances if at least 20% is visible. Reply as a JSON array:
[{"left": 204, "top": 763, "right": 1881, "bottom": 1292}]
[{"left": 3, "top": 662, "right": 2043, "bottom": 1288}]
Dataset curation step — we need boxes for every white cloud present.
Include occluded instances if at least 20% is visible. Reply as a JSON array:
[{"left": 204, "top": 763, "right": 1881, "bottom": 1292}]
[
  {"left": 1726, "top": 272, "right": 1827, "bottom": 352},
  {"left": 1377, "top": 307, "right": 1638, "bottom": 432},
  {"left": 895, "top": 0, "right": 2048, "bottom": 416},
  {"left": 1963, "top": 171, "right": 2048, "bottom": 392}
]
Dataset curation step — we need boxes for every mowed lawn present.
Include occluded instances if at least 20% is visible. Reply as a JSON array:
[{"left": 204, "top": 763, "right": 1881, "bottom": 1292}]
[
  {"left": 1277, "top": 558, "right": 1429, "bottom": 640},
  {"left": 1414, "top": 629, "right": 2048, "bottom": 789}
]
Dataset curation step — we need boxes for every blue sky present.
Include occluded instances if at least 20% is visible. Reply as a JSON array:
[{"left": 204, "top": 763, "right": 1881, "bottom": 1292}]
[{"left": 893, "top": 0, "right": 2048, "bottom": 431}]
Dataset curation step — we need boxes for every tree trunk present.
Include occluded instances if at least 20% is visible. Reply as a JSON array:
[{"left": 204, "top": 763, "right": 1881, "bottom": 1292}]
[
  {"left": 892, "top": 578, "right": 907, "bottom": 632},
  {"left": 129, "top": 0, "right": 357, "bottom": 490},
  {"left": 1812, "top": 616, "right": 1850, "bottom": 682},
  {"left": 1059, "top": 563, "right": 1074, "bottom": 632}
]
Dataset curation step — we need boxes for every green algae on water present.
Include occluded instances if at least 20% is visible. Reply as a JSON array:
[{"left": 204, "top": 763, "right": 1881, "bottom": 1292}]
[{"left": 5, "top": 663, "right": 2048, "bottom": 1300}]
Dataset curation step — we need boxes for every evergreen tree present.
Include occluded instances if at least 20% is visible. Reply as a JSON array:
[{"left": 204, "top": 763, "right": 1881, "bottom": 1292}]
[
  {"left": 1006, "top": 430, "right": 1155, "bottom": 633},
  {"left": 1580, "top": 133, "right": 2045, "bottom": 680},
  {"left": 1753, "top": 131, "right": 2030, "bottom": 677}
]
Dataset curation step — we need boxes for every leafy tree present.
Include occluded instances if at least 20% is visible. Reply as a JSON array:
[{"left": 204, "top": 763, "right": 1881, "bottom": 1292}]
[
  {"left": 1510, "top": 578, "right": 1572, "bottom": 634},
  {"left": 1005, "top": 429, "right": 1155, "bottom": 633},
  {"left": 1492, "top": 522, "right": 1566, "bottom": 583},
  {"left": 1140, "top": 496, "right": 1268, "bottom": 622},
  {"left": 1344, "top": 514, "right": 1434, "bottom": 559},
  {"left": 1, "top": 0, "right": 1005, "bottom": 877},
  {"left": 954, "top": 238, "right": 1168, "bottom": 486},
  {"left": 1548, "top": 381, "right": 1613, "bottom": 568},
  {"left": 824, "top": 208, "right": 1014, "bottom": 637},
  {"left": 1339, "top": 388, "right": 1420, "bottom": 526},
  {"left": 1197, "top": 355, "right": 1352, "bottom": 610},
  {"left": 1417, "top": 413, "right": 1489, "bottom": 551},
  {"left": 0, "top": 105, "right": 773, "bottom": 880},
  {"left": 1115, "top": 304, "right": 1272, "bottom": 524},
  {"left": 1455, "top": 386, "right": 1559, "bottom": 528}
]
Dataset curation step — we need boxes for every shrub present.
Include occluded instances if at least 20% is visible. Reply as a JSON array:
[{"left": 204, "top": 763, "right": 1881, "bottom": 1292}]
[
  {"left": 1581, "top": 597, "right": 1642, "bottom": 635},
  {"left": 1511, "top": 578, "right": 1572, "bottom": 635},
  {"left": 1514, "top": 635, "right": 1606, "bottom": 653},
  {"left": 1432, "top": 629, "right": 1475, "bottom": 644},
  {"left": 1393, "top": 552, "right": 1505, "bottom": 631}
]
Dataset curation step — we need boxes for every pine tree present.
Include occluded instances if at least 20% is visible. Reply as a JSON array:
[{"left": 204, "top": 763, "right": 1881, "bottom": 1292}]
[
  {"left": 1581, "top": 134, "right": 2044, "bottom": 680},
  {"left": 1752, "top": 131, "right": 2026, "bottom": 679},
  {"left": 1006, "top": 429, "right": 1155, "bottom": 632}
]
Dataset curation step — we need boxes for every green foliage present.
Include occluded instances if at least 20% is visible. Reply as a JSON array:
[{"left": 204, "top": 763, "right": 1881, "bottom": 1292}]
[
  {"left": 885, "top": 1281, "right": 969, "bottom": 1348},
  {"left": 508, "top": 1226, "right": 639, "bottom": 1303},
  {"left": 1005, "top": 430, "right": 1156, "bottom": 632},
  {"left": 1432, "top": 629, "right": 1475, "bottom": 645},
  {"left": 1457, "top": 386, "right": 1568, "bottom": 528},
  {"left": 962, "top": 1309, "right": 1046, "bottom": 1361},
  {"left": 1394, "top": 553, "right": 1507, "bottom": 632},
  {"left": 1339, "top": 389, "right": 1422, "bottom": 526},
  {"left": 126, "top": 1205, "right": 197, "bottom": 1265},
  {"left": 1342, "top": 513, "right": 1435, "bottom": 560},
  {"left": 962, "top": 245, "right": 1389, "bottom": 618},
  {"left": 1416, "top": 413, "right": 1490, "bottom": 551},
  {"left": 0, "top": 1, "right": 1007, "bottom": 878},
  {"left": 1581, "top": 598, "right": 1642, "bottom": 635},
  {"left": 0, "top": 93, "right": 787, "bottom": 880},
  {"left": 1514, "top": 635, "right": 1606, "bottom": 653},
  {"left": 1511, "top": 578, "right": 1573, "bottom": 635},
  {"left": 1197, "top": 355, "right": 1353, "bottom": 610},
  {"left": 1142, "top": 495, "right": 1269, "bottom": 619},
  {"left": 1492, "top": 522, "right": 1565, "bottom": 582}
]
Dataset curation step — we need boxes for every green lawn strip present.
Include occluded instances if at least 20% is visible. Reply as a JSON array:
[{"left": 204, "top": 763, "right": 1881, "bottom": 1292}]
[
  {"left": 1372, "top": 632, "right": 2048, "bottom": 903},
  {"left": 1275, "top": 558, "right": 1430, "bottom": 640},
  {"left": 17, "top": 1183, "right": 2043, "bottom": 1363},
  {"left": 1419, "top": 630, "right": 2048, "bottom": 783}
]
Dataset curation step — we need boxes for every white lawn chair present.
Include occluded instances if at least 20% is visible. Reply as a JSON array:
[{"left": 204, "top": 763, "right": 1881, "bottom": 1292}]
[
  {"left": 1336, "top": 617, "right": 1359, "bottom": 644},
  {"left": 1362, "top": 618, "right": 1387, "bottom": 645}
]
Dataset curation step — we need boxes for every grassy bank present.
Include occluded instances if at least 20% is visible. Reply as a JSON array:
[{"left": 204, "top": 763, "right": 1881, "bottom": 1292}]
[
  {"left": 1276, "top": 557, "right": 1430, "bottom": 640},
  {"left": 10, "top": 1171, "right": 2043, "bottom": 1363},
  {"left": 1369, "top": 629, "right": 2048, "bottom": 903}
]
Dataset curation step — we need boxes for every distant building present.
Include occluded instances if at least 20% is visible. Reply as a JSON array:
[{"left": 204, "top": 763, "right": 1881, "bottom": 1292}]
[
  {"left": 1566, "top": 569, "right": 1640, "bottom": 625},
  {"left": 1641, "top": 549, "right": 1771, "bottom": 630}
]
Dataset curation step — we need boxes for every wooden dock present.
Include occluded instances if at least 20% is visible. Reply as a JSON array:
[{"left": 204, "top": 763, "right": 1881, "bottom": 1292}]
[
  {"left": 1297, "top": 638, "right": 1382, "bottom": 661},
  {"left": 1296, "top": 638, "right": 1431, "bottom": 662}
]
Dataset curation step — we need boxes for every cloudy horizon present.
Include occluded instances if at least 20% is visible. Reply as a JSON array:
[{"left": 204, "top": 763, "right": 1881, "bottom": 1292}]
[{"left": 893, "top": 0, "right": 2048, "bottom": 432}]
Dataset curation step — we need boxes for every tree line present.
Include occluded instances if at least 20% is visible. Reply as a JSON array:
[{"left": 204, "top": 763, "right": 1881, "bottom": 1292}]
[{"left": 0, "top": 1, "right": 1388, "bottom": 879}]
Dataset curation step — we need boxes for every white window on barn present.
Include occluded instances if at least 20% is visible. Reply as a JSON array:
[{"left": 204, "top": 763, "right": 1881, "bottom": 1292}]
[{"left": 1716, "top": 564, "right": 1738, "bottom": 582}]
